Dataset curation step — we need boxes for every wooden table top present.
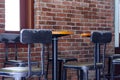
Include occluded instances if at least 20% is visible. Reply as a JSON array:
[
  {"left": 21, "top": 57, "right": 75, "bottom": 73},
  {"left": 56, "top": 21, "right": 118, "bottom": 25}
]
[
  {"left": 80, "top": 33, "right": 91, "bottom": 37},
  {"left": 52, "top": 30, "right": 73, "bottom": 35},
  {"left": 52, "top": 31, "right": 91, "bottom": 37}
]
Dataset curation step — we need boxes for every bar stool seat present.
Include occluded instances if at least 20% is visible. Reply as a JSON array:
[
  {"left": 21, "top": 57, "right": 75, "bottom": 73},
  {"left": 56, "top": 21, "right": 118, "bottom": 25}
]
[
  {"left": 64, "top": 62, "right": 103, "bottom": 69},
  {"left": 4, "top": 60, "right": 38, "bottom": 66},
  {"left": 0, "top": 67, "right": 43, "bottom": 78},
  {"left": 112, "top": 58, "right": 120, "bottom": 63}
]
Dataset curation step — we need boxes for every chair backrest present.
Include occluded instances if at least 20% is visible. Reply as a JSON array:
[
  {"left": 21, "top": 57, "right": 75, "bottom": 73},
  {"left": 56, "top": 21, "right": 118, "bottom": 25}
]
[
  {"left": 90, "top": 31, "right": 112, "bottom": 68},
  {"left": 20, "top": 29, "right": 52, "bottom": 77},
  {"left": 0, "top": 33, "right": 20, "bottom": 61},
  {"left": 0, "top": 33, "right": 20, "bottom": 43},
  {"left": 91, "top": 31, "right": 112, "bottom": 44},
  {"left": 20, "top": 29, "right": 52, "bottom": 44}
]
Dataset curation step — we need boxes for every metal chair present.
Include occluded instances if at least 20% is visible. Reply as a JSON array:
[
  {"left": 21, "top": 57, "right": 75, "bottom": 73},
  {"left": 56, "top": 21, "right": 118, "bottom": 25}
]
[
  {"left": 0, "top": 33, "right": 27, "bottom": 67},
  {"left": 0, "top": 29, "right": 52, "bottom": 80},
  {"left": 63, "top": 31, "right": 112, "bottom": 80},
  {"left": 107, "top": 54, "right": 120, "bottom": 80},
  {"left": 0, "top": 33, "right": 27, "bottom": 80}
]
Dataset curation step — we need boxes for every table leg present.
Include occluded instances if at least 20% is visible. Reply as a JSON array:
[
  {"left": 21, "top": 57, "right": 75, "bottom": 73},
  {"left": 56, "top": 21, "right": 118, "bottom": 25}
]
[{"left": 52, "top": 37, "right": 58, "bottom": 80}]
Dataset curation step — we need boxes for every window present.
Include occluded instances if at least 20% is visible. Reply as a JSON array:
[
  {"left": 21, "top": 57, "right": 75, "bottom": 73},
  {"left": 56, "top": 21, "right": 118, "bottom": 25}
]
[
  {"left": 5, "top": 0, "right": 20, "bottom": 31},
  {"left": 5, "top": 0, "right": 34, "bottom": 32}
]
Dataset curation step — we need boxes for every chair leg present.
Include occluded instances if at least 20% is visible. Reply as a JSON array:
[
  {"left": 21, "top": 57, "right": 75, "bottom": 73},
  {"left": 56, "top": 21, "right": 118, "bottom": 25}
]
[
  {"left": 62, "top": 68, "right": 67, "bottom": 80},
  {"left": 76, "top": 70, "right": 83, "bottom": 80},
  {"left": 110, "top": 63, "right": 114, "bottom": 80},
  {"left": 15, "top": 77, "right": 21, "bottom": 80},
  {"left": 102, "top": 68, "right": 106, "bottom": 80},
  {"left": 58, "top": 61, "right": 63, "bottom": 80},
  {"left": 82, "top": 68, "right": 88, "bottom": 80},
  {"left": 79, "top": 70, "right": 83, "bottom": 80},
  {"left": 76, "top": 70, "right": 82, "bottom": 80},
  {"left": 38, "top": 77, "right": 41, "bottom": 80},
  {"left": 46, "top": 60, "right": 50, "bottom": 80},
  {"left": 21, "top": 77, "right": 26, "bottom": 80},
  {"left": 95, "top": 68, "right": 101, "bottom": 80},
  {"left": 106, "top": 57, "right": 111, "bottom": 80},
  {"left": 2, "top": 77, "right": 4, "bottom": 80},
  {"left": 43, "top": 74, "right": 47, "bottom": 80}
]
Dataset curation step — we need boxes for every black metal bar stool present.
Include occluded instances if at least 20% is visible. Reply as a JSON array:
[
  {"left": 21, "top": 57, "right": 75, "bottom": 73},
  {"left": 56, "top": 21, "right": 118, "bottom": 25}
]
[
  {"left": 0, "top": 33, "right": 26, "bottom": 67},
  {"left": 62, "top": 31, "right": 112, "bottom": 80},
  {"left": 106, "top": 54, "right": 120, "bottom": 80},
  {"left": 0, "top": 33, "right": 27, "bottom": 80},
  {"left": 0, "top": 33, "right": 39, "bottom": 66},
  {"left": 0, "top": 29, "right": 52, "bottom": 80}
]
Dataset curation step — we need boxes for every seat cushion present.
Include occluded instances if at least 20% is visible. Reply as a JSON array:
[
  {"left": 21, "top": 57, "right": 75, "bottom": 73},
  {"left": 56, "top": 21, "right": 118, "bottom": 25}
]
[
  {"left": 8, "top": 60, "right": 23, "bottom": 63},
  {"left": 113, "top": 58, "right": 120, "bottom": 63},
  {"left": 0, "top": 67, "right": 42, "bottom": 73},
  {"left": 0, "top": 67, "right": 28, "bottom": 73}
]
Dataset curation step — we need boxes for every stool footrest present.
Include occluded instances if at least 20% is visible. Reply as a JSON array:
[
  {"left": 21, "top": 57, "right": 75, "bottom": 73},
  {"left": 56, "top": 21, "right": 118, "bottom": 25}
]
[{"left": 49, "top": 57, "right": 77, "bottom": 63}]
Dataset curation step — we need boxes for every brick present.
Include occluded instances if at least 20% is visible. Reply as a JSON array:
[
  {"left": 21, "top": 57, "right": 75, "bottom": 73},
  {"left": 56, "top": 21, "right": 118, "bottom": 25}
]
[{"left": 0, "top": 0, "right": 4, "bottom": 3}]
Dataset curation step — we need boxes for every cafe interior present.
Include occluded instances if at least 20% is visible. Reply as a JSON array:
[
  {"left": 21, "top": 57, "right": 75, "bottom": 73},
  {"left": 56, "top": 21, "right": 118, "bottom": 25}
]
[{"left": 0, "top": 0, "right": 120, "bottom": 80}]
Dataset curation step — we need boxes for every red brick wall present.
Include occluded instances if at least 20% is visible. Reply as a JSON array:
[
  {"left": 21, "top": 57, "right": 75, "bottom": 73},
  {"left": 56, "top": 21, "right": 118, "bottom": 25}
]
[
  {"left": 0, "top": 0, "right": 115, "bottom": 80},
  {"left": 34, "top": 0, "right": 114, "bottom": 59},
  {"left": 0, "top": 0, "right": 5, "bottom": 68},
  {"left": 0, "top": 0, "right": 4, "bottom": 31}
]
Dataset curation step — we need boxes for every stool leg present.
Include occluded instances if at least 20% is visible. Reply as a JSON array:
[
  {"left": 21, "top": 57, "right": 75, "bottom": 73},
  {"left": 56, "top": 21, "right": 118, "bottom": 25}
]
[
  {"left": 46, "top": 60, "right": 50, "bottom": 80},
  {"left": 38, "top": 77, "right": 41, "bottom": 80},
  {"left": 82, "top": 68, "right": 88, "bottom": 80},
  {"left": 21, "top": 77, "right": 26, "bottom": 80},
  {"left": 107, "top": 57, "right": 111, "bottom": 80},
  {"left": 15, "top": 77, "right": 21, "bottom": 80},
  {"left": 111, "top": 63, "right": 114, "bottom": 80},
  {"left": 79, "top": 70, "right": 83, "bottom": 80},
  {"left": 62, "top": 68, "right": 67, "bottom": 80},
  {"left": 2, "top": 77, "right": 4, "bottom": 80},
  {"left": 58, "top": 61, "right": 63, "bottom": 80}
]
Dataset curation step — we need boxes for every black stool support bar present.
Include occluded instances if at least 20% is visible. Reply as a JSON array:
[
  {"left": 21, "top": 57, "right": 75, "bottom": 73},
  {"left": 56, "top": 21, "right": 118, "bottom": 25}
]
[{"left": 41, "top": 44, "right": 45, "bottom": 75}]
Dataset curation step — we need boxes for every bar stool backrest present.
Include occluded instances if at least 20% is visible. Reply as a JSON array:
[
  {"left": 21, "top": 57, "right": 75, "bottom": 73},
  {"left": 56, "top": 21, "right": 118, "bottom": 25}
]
[
  {"left": 20, "top": 29, "right": 52, "bottom": 44},
  {"left": 0, "top": 33, "right": 20, "bottom": 62},
  {"left": 0, "top": 33, "right": 20, "bottom": 43},
  {"left": 20, "top": 29, "right": 52, "bottom": 77},
  {"left": 91, "top": 31, "right": 112, "bottom": 44},
  {"left": 90, "top": 31, "right": 112, "bottom": 69}
]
